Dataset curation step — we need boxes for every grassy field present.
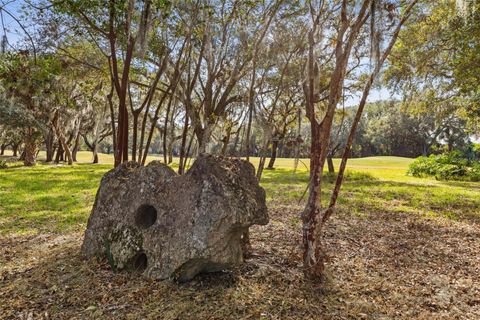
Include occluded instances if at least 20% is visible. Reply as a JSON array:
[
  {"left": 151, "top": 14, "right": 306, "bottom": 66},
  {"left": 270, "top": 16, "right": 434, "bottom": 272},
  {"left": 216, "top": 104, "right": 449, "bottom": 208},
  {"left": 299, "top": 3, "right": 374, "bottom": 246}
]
[
  {"left": 1, "top": 151, "right": 479, "bottom": 319},
  {"left": 1, "top": 152, "right": 477, "bottom": 234}
]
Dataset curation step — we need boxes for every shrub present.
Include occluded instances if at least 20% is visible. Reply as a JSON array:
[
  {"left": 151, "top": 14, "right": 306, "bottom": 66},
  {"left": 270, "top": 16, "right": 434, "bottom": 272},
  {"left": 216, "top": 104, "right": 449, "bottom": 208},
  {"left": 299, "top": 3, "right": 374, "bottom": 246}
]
[
  {"left": 470, "top": 163, "right": 480, "bottom": 182},
  {"left": 0, "top": 160, "right": 7, "bottom": 169},
  {"left": 408, "top": 152, "right": 479, "bottom": 181}
]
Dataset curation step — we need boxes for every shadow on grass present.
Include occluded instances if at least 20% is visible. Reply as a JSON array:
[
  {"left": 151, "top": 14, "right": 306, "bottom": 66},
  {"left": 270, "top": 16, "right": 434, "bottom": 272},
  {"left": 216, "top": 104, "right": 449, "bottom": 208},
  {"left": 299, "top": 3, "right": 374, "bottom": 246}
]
[
  {"left": 260, "top": 168, "right": 378, "bottom": 185},
  {"left": 440, "top": 180, "right": 480, "bottom": 190},
  {"left": 0, "top": 164, "right": 111, "bottom": 235},
  {"left": 338, "top": 179, "right": 480, "bottom": 225},
  {"left": 261, "top": 169, "right": 480, "bottom": 226}
]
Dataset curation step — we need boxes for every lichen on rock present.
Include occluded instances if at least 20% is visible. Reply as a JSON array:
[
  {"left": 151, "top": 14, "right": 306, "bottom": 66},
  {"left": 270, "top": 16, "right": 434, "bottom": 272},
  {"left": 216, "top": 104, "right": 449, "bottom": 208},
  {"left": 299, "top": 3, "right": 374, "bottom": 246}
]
[{"left": 81, "top": 154, "right": 268, "bottom": 281}]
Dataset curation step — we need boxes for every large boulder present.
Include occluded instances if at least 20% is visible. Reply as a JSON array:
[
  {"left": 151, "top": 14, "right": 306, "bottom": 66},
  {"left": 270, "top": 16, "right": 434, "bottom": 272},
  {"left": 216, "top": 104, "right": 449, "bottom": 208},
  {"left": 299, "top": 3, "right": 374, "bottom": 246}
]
[{"left": 81, "top": 154, "right": 268, "bottom": 281}]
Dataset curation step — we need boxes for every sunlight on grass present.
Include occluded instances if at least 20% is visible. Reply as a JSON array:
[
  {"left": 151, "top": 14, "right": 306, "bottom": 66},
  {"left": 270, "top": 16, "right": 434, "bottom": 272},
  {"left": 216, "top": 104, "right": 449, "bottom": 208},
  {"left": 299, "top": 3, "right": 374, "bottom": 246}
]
[{"left": 0, "top": 152, "right": 478, "bottom": 235}]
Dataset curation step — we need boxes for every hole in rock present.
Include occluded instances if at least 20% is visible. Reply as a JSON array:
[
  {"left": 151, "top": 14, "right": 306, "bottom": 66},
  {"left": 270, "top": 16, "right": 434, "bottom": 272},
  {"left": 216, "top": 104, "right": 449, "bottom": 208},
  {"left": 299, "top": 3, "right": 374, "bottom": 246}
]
[
  {"left": 135, "top": 204, "right": 157, "bottom": 229},
  {"left": 134, "top": 253, "right": 148, "bottom": 272}
]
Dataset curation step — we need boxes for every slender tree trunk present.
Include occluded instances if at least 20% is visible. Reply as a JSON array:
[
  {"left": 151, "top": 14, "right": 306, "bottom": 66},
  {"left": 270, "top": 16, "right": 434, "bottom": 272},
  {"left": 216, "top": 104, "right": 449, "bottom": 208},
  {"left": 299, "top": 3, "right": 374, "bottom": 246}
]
[
  {"left": 72, "top": 131, "right": 81, "bottom": 162},
  {"left": 163, "top": 99, "right": 173, "bottom": 164},
  {"left": 242, "top": 9, "right": 275, "bottom": 162},
  {"left": 110, "top": 17, "right": 134, "bottom": 167},
  {"left": 115, "top": 97, "right": 124, "bottom": 166},
  {"left": 327, "top": 156, "right": 335, "bottom": 174},
  {"left": 232, "top": 126, "right": 243, "bottom": 157},
  {"left": 107, "top": 90, "right": 117, "bottom": 166},
  {"left": 302, "top": 8, "right": 367, "bottom": 278},
  {"left": 141, "top": 91, "right": 176, "bottom": 165},
  {"left": 121, "top": 105, "right": 129, "bottom": 163},
  {"left": 245, "top": 81, "right": 255, "bottom": 162},
  {"left": 183, "top": 131, "right": 195, "bottom": 171},
  {"left": 132, "top": 111, "right": 140, "bottom": 162},
  {"left": 221, "top": 128, "right": 232, "bottom": 156},
  {"left": 267, "top": 140, "right": 279, "bottom": 169},
  {"left": 302, "top": 127, "right": 328, "bottom": 279},
  {"left": 293, "top": 112, "right": 302, "bottom": 172},
  {"left": 178, "top": 113, "right": 190, "bottom": 174},
  {"left": 0, "top": 144, "right": 5, "bottom": 155},
  {"left": 92, "top": 140, "right": 98, "bottom": 163},
  {"left": 45, "top": 129, "right": 55, "bottom": 162},
  {"left": 92, "top": 150, "right": 99, "bottom": 164},
  {"left": 301, "top": 24, "right": 329, "bottom": 279},
  {"left": 168, "top": 147, "right": 173, "bottom": 164},
  {"left": 300, "top": 0, "right": 417, "bottom": 281},
  {"left": 257, "top": 155, "right": 267, "bottom": 180},
  {"left": 256, "top": 135, "right": 271, "bottom": 180},
  {"left": 242, "top": 76, "right": 257, "bottom": 253}
]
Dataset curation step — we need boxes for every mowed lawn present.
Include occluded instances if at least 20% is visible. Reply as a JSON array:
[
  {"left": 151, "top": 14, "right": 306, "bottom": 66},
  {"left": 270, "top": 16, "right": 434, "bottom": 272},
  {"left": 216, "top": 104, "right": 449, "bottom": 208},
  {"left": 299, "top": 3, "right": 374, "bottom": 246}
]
[
  {"left": 1, "top": 151, "right": 479, "bottom": 319},
  {"left": 0, "top": 151, "right": 478, "bottom": 235}
]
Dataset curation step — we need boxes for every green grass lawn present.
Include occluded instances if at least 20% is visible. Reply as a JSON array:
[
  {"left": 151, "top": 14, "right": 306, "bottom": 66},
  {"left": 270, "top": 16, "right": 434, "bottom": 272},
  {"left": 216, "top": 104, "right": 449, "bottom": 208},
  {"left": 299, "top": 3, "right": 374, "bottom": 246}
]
[{"left": 1, "top": 151, "right": 478, "bottom": 235}]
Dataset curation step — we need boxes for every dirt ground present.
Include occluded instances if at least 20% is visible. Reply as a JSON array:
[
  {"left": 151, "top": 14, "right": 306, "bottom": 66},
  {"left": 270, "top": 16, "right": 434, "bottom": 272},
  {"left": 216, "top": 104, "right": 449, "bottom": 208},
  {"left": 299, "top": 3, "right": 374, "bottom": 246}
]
[{"left": 1, "top": 200, "right": 479, "bottom": 320}]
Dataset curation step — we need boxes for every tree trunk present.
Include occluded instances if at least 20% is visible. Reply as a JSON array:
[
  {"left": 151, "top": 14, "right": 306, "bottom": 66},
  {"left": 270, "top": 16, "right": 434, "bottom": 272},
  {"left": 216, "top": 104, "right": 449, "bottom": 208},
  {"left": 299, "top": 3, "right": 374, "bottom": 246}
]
[
  {"left": 300, "top": 0, "right": 417, "bottom": 281},
  {"left": 301, "top": 131, "right": 328, "bottom": 279},
  {"left": 107, "top": 89, "right": 117, "bottom": 166},
  {"left": 166, "top": 133, "right": 175, "bottom": 164},
  {"left": 422, "top": 143, "right": 428, "bottom": 156},
  {"left": 52, "top": 112, "right": 73, "bottom": 165},
  {"left": 183, "top": 131, "right": 195, "bottom": 170},
  {"left": 19, "top": 150, "right": 26, "bottom": 161},
  {"left": 196, "top": 125, "right": 213, "bottom": 155},
  {"left": 45, "top": 129, "right": 55, "bottom": 162},
  {"left": 167, "top": 136, "right": 174, "bottom": 164},
  {"left": 55, "top": 143, "right": 63, "bottom": 164},
  {"left": 232, "top": 125, "right": 243, "bottom": 157},
  {"left": 93, "top": 152, "right": 99, "bottom": 164},
  {"left": 72, "top": 131, "right": 81, "bottom": 162},
  {"left": 23, "top": 134, "right": 37, "bottom": 166},
  {"left": 163, "top": 99, "right": 174, "bottom": 164},
  {"left": 91, "top": 140, "right": 98, "bottom": 163},
  {"left": 327, "top": 156, "right": 335, "bottom": 174},
  {"left": 301, "top": 25, "right": 330, "bottom": 280},
  {"left": 256, "top": 156, "right": 266, "bottom": 180},
  {"left": 0, "top": 144, "right": 5, "bottom": 155},
  {"left": 72, "top": 148, "right": 78, "bottom": 162},
  {"left": 110, "top": 17, "right": 134, "bottom": 167},
  {"left": 245, "top": 100, "right": 254, "bottom": 162},
  {"left": 256, "top": 136, "right": 271, "bottom": 180},
  {"left": 267, "top": 140, "right": 279, "bottom": 169},
  {"left": 131, "top": 111, "right": 139, "bottom": 162},
  {"left": 12, "top": 144, "right": 19, "bottom": 157},
  {"left": 178, "top": 113, "right": 189, "bottom": 175},
  {"left": 221, "top": 128, "right": 232, "bottom": 156}
]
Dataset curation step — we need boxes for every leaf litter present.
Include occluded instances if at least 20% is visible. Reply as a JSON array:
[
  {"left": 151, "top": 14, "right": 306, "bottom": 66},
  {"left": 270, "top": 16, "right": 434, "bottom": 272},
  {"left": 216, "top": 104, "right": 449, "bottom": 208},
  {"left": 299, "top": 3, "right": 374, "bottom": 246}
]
[{"left": 0, "top": 200, "right": 479, "bottom": 319}]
